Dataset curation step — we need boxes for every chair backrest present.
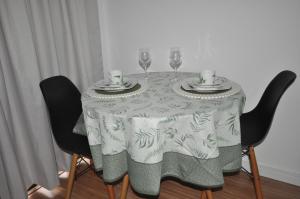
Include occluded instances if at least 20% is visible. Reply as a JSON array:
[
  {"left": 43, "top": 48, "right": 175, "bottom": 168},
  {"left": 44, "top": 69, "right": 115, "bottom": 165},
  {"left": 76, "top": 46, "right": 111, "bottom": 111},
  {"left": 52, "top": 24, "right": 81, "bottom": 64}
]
[
  {"left": 252, "top": 70, "right": 296, "bottom": 138},
  {"left": 40, "top": 76, "right": 82, "bottom": 142},
  {"left": 255, "top": 70, "right": 296, "bottom": 117}
]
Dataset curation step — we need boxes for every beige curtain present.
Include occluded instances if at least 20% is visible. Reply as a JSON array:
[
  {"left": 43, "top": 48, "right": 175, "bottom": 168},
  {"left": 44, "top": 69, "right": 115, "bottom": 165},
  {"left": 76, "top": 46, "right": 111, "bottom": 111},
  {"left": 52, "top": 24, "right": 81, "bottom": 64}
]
[{"left": 0, "top": 0, "right": 103, "bottom": 198}]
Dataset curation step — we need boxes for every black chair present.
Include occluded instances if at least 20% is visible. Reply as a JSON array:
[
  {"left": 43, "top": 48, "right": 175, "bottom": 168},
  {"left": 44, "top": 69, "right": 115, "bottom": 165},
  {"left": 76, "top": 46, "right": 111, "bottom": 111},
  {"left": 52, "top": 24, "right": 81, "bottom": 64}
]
[
  {"left": 40, "top": 76, "right": 120, "bottom": 199},
  {"left": 241, "top": 70, "right": 296, "bottom": 199}
]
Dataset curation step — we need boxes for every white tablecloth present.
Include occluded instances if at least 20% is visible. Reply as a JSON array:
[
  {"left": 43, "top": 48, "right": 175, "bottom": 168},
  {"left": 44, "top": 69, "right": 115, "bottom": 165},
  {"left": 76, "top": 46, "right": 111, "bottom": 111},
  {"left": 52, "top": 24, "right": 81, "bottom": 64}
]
[{"left": 81, "top": 72, "right": 245, "bottom": 195}]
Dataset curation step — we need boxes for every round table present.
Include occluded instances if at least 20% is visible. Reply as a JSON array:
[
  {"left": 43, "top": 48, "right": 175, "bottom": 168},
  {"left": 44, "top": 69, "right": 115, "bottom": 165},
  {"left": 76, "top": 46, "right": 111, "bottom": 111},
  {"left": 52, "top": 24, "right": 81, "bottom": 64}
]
[{"left": 81, "top": 72, "right": 245, "bottom": 195}]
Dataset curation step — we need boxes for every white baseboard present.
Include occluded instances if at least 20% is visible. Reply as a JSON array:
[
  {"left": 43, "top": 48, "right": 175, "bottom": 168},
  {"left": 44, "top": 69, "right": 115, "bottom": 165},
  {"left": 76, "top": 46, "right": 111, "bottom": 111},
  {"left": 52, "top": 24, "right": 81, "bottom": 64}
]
[{"left": 242, "top": 159, "right": 300, "bottom": 186}]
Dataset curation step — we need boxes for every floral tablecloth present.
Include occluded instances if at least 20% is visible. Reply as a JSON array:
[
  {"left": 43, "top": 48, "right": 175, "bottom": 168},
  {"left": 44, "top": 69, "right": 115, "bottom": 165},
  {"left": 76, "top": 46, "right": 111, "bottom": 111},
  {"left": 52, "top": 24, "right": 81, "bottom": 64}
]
[{"left": 81, "top": 72, "right": 245, "bottom": 195}]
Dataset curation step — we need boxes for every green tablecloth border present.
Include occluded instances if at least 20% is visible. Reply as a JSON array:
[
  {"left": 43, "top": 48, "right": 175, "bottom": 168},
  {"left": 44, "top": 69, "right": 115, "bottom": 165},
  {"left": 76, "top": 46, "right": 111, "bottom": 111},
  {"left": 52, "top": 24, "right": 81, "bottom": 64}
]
[{"left": 90, "top": 144, "right": 241, "bottom": 195}]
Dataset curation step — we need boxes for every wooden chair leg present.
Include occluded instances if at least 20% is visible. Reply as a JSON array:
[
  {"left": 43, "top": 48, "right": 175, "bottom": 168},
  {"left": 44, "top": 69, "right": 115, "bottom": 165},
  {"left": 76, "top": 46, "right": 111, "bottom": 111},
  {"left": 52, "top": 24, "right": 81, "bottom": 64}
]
[
  {"left": 200, "top": 191, "right": 206, "bottom": 199},
  {"left": 249, "top": 146, "right": 264, "bottom": 199},
  {"left": 205, "top": 190, "right": 213, "bottom": 199},
  {"left": 65, "top": 153, "right": 79, "bottom": 199},
  {"left": 120, "top": 174, "right": 129, "bottom": 199},
  {"left": 106, "top": 184, "right": 116, "bottom": 199},
  {"left": 200, "top": 190, "right": 213, "bottom": 199}
]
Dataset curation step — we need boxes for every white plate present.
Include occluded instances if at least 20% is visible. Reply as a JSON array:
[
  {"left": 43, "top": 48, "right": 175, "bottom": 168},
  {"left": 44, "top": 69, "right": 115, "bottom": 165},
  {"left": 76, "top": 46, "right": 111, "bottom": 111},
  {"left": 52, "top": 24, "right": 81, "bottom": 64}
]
[
  {"left": 183, "top": 77, "right": 231, "bottom": 92},
  {"left": 86, "top": 80, "right": 148, "bottom": 99},
  {"left": 173, "top": 80, "right": 241, "bottom": 99},
  {"left": 94, "top": 79, "right": 137, "bottom": 92}
]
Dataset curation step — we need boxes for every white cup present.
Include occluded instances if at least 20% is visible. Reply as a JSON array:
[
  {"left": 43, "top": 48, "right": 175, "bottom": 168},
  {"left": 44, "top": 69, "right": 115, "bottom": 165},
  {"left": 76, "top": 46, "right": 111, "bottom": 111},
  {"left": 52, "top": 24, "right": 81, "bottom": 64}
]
[
  {"left": 109, "top": 70, "right": 123, "bottom": 85},
  {"left": 200, "top": 70, "right": 216, "bottom": 85}
]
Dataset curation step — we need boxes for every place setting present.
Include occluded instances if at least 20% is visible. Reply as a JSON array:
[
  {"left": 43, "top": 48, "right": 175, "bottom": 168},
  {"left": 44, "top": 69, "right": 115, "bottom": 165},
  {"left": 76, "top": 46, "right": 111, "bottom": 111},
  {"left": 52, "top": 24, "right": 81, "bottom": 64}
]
[
  {"left": 87, "top": 70, "right": 147, "bottom": 99},
  {"left": 173, "top": 70, "right": 241, "bottom": 99}
]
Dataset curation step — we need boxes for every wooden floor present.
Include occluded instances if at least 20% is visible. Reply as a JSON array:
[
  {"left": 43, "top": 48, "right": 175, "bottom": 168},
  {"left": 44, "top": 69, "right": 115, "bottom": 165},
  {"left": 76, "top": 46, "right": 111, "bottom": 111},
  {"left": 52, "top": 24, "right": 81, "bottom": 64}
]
[{"left": 28, "top": 169, "right": 300, "bottom": 199}]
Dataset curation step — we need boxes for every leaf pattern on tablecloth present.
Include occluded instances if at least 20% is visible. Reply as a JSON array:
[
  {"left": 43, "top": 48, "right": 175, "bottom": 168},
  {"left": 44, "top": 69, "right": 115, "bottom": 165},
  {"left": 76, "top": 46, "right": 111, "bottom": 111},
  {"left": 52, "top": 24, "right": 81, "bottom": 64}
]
[
  {"left": 203, "top": 133, "right": 217, "bottom": 149},
  {"left": 135, "top": 128, "right": 159, "bottom": 149},
  {"left": 175, "top": 134, "right": 194, "bottom": 147},
  {"left": 112, "top": 118, "right": 125, "bottom": 131},
  {"left": 190, "top": 111, "right": 212, "bottom": 132},
  {"left": 132, "top": 113, "right": 150, "bottom": 118},
  {"left": 191, "top": 147, "right": 209, "bottom": 159},
  {"left": 163, "top": 128, "right": 178, "bottom": 139},
  {"left": 160, "top": 113, "right": 185, "bottom": 124},
  {"left": 102, "top": 116, "right": 123, "bottom": 143},
  {"left": 226, "top": 113, "right": 239, "bottom": 135}
]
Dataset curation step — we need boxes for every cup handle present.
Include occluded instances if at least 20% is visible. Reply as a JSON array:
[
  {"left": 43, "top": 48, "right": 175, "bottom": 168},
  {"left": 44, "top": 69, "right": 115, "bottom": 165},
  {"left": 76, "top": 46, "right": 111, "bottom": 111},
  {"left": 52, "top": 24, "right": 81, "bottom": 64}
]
[{"left": 199, "top": 75, "right": 204, "bottom": 84}]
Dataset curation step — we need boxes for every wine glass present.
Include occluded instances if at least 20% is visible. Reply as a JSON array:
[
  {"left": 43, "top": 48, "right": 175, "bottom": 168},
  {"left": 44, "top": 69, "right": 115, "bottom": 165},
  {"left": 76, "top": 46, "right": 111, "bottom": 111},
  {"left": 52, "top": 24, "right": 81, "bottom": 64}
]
[
  {"left": 138, "top": 48, "right": 151, "bottom": 78},
  {"left": 169, "top": 47, "right": 182, "bottom": 81}
]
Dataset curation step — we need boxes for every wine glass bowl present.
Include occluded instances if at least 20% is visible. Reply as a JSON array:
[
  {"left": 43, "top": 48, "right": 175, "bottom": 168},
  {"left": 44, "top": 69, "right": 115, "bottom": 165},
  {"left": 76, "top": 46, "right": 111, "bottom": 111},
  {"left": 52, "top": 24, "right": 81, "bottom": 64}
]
[
  {"left": 138, "top": 48, "right": 151, "bottom": 78},
  {"left": 169, "top": 47, "right": 182, "bottom": 81}
]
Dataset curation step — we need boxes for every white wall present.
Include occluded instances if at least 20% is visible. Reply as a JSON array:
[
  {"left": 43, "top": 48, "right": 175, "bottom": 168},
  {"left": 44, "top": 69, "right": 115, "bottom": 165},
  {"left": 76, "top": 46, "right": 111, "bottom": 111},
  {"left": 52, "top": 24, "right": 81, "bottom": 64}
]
[{"left": 98, "top": 0, "right": 300, "bottom": 185}]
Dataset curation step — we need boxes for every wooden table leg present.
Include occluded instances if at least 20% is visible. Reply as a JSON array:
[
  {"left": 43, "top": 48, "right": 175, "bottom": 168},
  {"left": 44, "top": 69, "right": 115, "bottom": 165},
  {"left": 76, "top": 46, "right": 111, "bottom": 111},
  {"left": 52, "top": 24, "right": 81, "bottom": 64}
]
[
  {"left": 106, "top": 185, "right": 115, "bottom": 199},
  {"left": 120, "top": 174, "right": 129, "bottom": 199}
]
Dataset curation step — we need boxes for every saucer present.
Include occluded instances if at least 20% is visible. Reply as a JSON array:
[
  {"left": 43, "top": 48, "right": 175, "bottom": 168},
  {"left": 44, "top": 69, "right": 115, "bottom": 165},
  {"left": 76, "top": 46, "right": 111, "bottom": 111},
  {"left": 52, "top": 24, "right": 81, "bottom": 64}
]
[
  {"left": 182, "top": 77, "right": 232, "bottom": 93},
  {"left": 173, "top": 80, "right": 240, "bottom": 99},
  {"left": 94, "top": 79, "right": 137, "bottom": 92},
  {"left": 86, "top": 80, "right": 148, "bottom": 99}
]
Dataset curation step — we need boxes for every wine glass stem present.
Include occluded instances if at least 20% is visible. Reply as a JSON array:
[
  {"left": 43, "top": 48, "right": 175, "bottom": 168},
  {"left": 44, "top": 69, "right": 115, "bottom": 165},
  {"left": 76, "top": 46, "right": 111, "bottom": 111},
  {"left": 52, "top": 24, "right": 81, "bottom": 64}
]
[{"left": 145, "top": 70, "right": 148, "bottom": 79}]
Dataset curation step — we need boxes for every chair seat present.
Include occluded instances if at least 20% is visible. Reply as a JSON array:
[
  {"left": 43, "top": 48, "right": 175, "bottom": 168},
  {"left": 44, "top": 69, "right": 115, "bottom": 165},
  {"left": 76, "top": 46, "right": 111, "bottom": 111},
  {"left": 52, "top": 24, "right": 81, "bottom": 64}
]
[
  {"left": 58, "top": 133, "right": 91, "bottom": 158},
  {"left": 240, "top": 112, "right": 269, "bottom": 147},
  {"left": 73, "top": 114, "right": 87, "bottom": 136}
]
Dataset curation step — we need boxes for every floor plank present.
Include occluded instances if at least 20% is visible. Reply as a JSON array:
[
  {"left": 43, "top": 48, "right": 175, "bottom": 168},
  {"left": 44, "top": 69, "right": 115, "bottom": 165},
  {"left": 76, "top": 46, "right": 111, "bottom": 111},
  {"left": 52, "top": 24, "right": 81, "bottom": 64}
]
[{"left": 28, "top": 170, "right": 300, "bottom": 199}]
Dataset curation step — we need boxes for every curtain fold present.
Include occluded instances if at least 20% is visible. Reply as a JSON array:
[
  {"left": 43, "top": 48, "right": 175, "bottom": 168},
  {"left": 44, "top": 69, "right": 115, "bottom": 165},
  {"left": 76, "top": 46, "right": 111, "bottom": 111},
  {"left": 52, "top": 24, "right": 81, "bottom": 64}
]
[{"left": 0, "top": 0, "right": 103, "bottom": 198}]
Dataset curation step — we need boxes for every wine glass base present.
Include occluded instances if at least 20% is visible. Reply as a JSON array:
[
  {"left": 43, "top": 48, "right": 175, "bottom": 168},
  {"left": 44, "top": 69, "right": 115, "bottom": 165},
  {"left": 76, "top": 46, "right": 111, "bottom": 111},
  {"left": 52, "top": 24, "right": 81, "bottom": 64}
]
[
  {"left": 144, "top": 72, "right": 148, "bottom": 79},
  {"left": 170, "top": 71, "right": 180, "bottom": 82},
  {"left": 171, "top": 77, "right": 178, "bottom": 82}
]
